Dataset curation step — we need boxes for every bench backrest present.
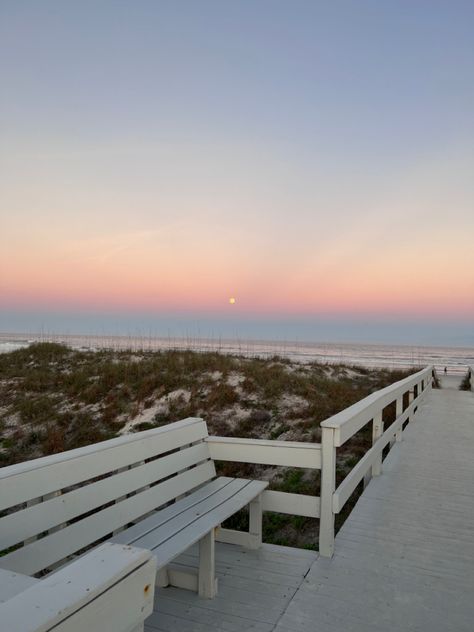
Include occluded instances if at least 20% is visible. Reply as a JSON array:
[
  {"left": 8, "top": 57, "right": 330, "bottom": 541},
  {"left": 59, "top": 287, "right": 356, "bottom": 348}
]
[{"left": 0, "top": 418, "right": 215, "bottom": 576}]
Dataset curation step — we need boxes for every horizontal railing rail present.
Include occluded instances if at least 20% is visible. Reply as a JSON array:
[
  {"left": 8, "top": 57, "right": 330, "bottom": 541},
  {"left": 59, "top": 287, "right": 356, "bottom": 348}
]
[
  {"left": 320, "top": 366, "right": 433, "bottom": 446},
  {"left": 206, "top": 436, "right": 322, "bottom": 539},
  {"left": 206, "top": 436, "right": 321, "bottom": 469}
]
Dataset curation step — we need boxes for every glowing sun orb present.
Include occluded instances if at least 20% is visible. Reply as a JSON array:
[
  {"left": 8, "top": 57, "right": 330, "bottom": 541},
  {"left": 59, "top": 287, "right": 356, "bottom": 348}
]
[{"left": 229, "top": 297, "right": 236, "bottom": 305}]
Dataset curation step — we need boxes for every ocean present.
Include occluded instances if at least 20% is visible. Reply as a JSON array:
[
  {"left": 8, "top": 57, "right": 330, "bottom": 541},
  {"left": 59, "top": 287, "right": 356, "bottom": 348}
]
[{"left": 0, "top": 332, "right": 473, "bottom": 374}]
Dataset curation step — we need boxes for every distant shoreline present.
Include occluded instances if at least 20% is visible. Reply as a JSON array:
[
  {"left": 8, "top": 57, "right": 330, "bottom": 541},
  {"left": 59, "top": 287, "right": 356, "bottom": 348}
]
[{"left": 0, "top": 332, "right": 472, "bottom": 373}]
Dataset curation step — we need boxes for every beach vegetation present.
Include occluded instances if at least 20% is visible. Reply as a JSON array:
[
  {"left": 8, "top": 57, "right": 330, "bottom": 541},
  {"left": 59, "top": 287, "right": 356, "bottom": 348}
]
[
  {"left": 0, "top": 342, "right": 418, "bottom": 547},
  {"left": 432, "top": 371, "right": 441, "bottom": 388},
  {"left": 459, "top": 371, "right": 472, "bottom": 391}
]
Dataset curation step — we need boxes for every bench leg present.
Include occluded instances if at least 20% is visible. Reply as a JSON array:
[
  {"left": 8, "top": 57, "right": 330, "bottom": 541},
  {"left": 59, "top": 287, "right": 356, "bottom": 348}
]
[
  {"left": 248, "top": 493, "right": 263, "bottom": 549},
  {"left": 155, "top": 565, "right": 169, "bottom": 588},
  {"left": 214, "top": 493, "right": 264, "bottom": 550},
  {"left": 198, "top": 530, "right": 217, "bottom": 598}
]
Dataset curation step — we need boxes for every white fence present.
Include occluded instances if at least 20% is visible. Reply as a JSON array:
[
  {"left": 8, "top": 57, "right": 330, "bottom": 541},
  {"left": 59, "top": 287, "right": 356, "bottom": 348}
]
[
  {"left": 208, "top": 365, "right": 434, "bottom": 557},
  {"left": 207, "top": 437, "right": 322, "bottom": 524}
]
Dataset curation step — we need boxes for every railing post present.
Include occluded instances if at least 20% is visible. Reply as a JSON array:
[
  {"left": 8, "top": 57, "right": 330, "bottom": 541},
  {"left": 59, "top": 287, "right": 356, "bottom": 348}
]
[
  {"left": 372, "top": 411, "right": 384, "bottom": 475},
  {"left": 395, "top": 396, "right": 403, "bottom": 442},
  {"left": 408, "top": 389, "right": 415, "bottom": 420},
  {"left": 319, "top": 427, "right": 336, "bottom": 557},
  {"left": 248, "top": 494, "right": 263, "bottom": 549}
]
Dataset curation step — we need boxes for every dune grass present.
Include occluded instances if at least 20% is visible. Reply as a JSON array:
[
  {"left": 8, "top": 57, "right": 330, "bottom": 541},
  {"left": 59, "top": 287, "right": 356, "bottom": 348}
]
[{"left": 459, "top": 371, "right": 472, "bottom": 391}]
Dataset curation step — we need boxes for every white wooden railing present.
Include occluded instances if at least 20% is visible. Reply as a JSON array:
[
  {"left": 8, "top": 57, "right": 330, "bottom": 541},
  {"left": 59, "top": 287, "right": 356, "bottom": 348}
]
[
  {"left": 207, "top": 366, "right": 434, "bottom": 557},
  {"left": 207, "top": 437, "right": 322, "bottom": 528},
  {"left": 0, "top": 366, "right": 435, "bottom": 565},
  {"left": 318, "top": 365, "right": 434, "bottom": 556}
]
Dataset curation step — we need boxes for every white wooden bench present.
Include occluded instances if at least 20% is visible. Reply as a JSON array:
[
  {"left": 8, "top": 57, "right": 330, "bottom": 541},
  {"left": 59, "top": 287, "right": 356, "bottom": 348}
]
[
  {"left": 0, "top": 543, "right": 156, "bottom": 632},
  {"left": 0, "top": 418, "right": 267, "bottom": 610}
]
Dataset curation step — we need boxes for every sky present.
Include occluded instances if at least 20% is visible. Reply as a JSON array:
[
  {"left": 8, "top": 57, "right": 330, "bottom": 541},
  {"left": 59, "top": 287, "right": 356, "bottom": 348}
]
[{"left": 1, "top": 1, "right": 473, "bottom": 345}]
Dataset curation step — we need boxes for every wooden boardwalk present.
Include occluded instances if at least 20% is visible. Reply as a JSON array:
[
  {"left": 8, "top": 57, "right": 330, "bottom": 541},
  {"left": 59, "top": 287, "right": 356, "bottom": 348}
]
[
  {"left": 146, "top": 376, "right": 474, "bottom": 631},
  {"left": 145, "top": 543, "right": 317, "bottom": 631},
  {"left": 276, "top": 374, "right": 474, "bottom": 631}
]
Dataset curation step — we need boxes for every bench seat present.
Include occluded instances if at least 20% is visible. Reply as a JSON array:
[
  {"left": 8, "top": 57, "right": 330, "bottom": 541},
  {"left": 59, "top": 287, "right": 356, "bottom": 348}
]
[{"left": 112, "top": 476, "right": 268, "bottom": 596}]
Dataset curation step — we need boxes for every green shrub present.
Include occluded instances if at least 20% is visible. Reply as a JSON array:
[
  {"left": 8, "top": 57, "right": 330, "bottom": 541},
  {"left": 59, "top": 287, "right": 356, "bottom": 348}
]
[{"left": 460, "top": 372, "right": 472, "bottom": 391}]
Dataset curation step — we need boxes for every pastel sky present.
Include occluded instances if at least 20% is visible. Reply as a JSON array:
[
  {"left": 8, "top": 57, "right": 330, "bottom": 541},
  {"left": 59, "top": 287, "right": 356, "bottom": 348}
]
[{"left": 1, "top": 1, "right": 473, "bottom": 345}]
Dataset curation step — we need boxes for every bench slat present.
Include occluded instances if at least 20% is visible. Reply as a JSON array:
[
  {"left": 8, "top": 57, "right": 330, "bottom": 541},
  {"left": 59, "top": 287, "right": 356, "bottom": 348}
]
[
  {"left": 114, "top": 478, "right": 252, "bottom": 552},
  {"left": 0, "top": 461, "right": 216, "bottom": 576},
  {"left": 0, "top": 418, "right": 207, "bottom": 511},
  {"left": 111, "top": 477, "right": 236, "bottom": 545},
  {"left": 0, "top": 443, "right": 211, "bottom": 550}
]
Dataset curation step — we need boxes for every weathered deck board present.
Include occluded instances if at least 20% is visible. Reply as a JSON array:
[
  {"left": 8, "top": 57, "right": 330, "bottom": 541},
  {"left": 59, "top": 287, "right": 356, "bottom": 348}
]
[
  {"left": 145, "top": 542, "right": 317, "bottom": 632},
  {"left": 275, "top": 380, "right": 474, "bottom": 632},
  {"left": 145, "top": 380, "right": 474, "bottom": 631}
]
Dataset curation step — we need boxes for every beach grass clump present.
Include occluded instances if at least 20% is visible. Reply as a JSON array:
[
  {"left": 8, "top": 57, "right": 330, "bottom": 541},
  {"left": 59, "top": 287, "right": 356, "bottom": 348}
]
[
  {"left": 459, "top": 371, "right": 472, "bottom": 391},
  {"left": 206, "top": 383, "right": 239, "bottom": 409}
]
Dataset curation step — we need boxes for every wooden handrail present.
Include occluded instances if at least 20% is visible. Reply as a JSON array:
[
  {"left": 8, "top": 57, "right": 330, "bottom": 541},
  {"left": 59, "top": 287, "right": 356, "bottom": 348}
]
[
  {"left": 320, "top": 366, "right": 433, "bottom": 446},
  {"left": 319, "top": 365, "right": 433, "bottom": 557},
  {"left": 206, "top": 436, "right": 321, "bottom": 469},
  {"left": 207, "top": 367, "right": 434, "bottom": 555}
]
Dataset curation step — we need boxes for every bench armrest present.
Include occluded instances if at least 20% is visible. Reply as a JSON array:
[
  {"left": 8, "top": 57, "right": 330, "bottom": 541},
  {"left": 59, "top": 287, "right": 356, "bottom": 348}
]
[{"left": 0, "top": 543, "right": 156, "bottom": 632}]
